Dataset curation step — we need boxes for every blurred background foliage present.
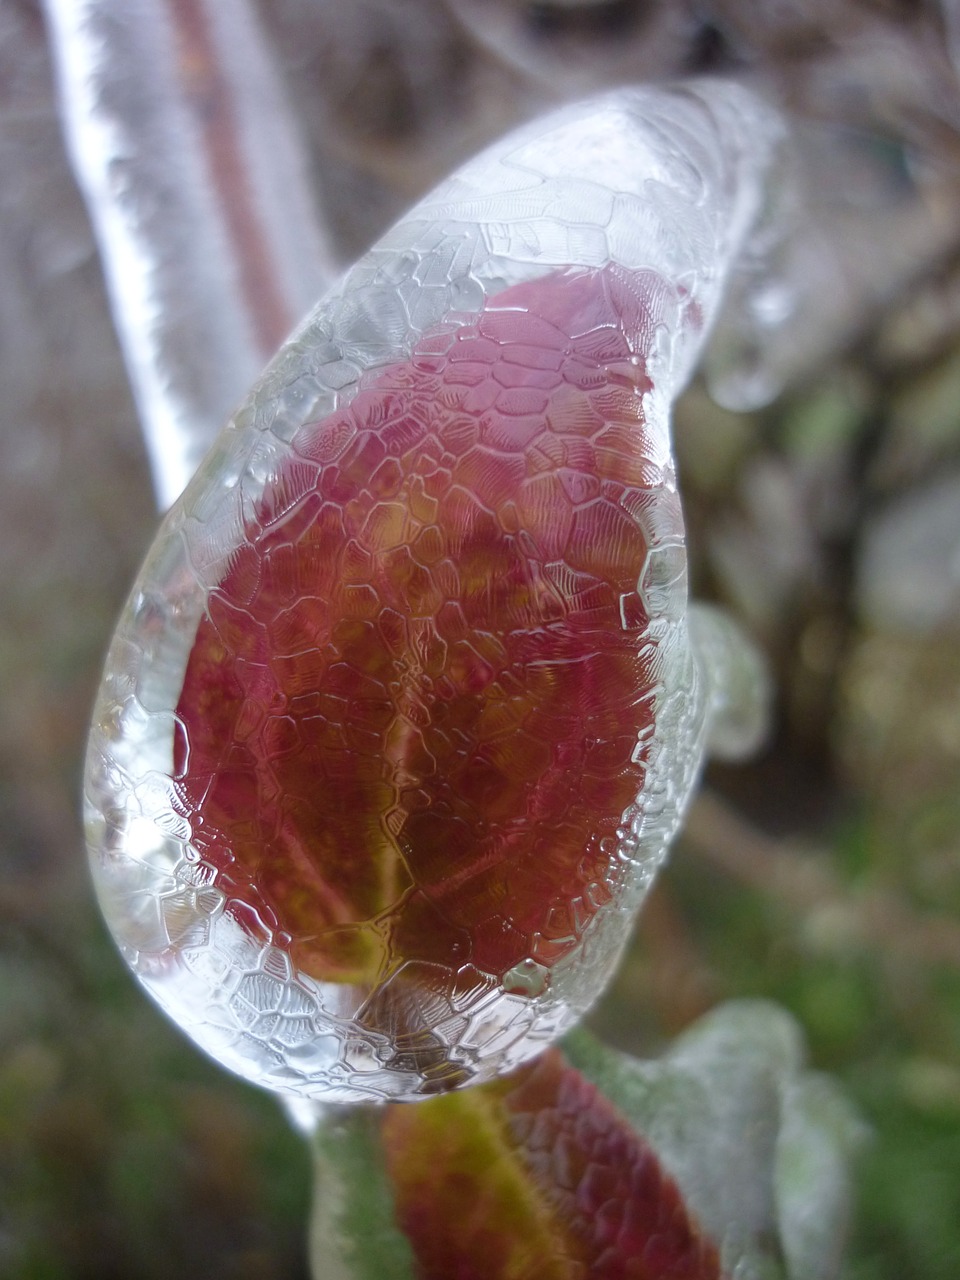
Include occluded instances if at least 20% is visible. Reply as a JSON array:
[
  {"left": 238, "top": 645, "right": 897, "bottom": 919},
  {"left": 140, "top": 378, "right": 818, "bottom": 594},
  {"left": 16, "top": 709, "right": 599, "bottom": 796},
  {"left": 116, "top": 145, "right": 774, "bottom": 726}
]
[{"left": 3, "top": 0, "right": 960, "bottom": 1276}]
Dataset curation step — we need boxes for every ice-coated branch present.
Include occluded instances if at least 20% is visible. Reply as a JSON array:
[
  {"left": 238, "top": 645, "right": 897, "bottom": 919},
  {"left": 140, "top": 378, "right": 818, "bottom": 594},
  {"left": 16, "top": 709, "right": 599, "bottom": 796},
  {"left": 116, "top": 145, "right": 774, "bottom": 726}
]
[{"left": 42, "top": 0, "right": 336, "bottom": 509}]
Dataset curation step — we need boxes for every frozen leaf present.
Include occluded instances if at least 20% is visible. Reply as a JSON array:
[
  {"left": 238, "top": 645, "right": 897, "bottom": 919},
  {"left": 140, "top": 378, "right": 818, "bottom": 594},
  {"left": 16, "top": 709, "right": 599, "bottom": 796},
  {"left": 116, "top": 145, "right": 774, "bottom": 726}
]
[
  {"left": 565, "top": 1001, "right": 864, "bottom": 1279},
  {"left": 310, "top": 1048, "right": 722, "bottom": 1280},
  {"left": 173, "top": 265, "right": 669, "bottom": 994},
  {"left": 305, "top": 1003, "right": 859, "bottom": 1280},
  {"left": 85, "top": 83, "right": 777, "bottom": 1101},
  {"left": 384, "top": 1046, "right": 724, "bottom": 1280}
]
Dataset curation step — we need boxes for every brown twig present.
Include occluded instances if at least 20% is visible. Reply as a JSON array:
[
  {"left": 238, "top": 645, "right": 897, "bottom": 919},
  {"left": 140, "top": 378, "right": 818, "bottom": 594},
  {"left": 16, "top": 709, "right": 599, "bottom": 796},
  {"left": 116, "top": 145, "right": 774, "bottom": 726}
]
[{"left": 684, "top": 789, "right": 960, "bottom": 969}]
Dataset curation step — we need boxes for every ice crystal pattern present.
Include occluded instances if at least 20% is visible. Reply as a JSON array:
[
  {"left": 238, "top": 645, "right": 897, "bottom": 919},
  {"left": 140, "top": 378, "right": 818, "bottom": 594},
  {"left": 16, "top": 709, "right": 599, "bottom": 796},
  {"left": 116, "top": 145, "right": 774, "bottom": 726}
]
[{"left": 85, "top": 83, "right": 776, "bottom": 1101}]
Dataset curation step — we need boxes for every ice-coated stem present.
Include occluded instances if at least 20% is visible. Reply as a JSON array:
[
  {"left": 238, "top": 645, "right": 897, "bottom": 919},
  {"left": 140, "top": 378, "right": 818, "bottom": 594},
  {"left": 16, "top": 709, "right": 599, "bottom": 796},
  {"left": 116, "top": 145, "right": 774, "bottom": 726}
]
[{"left": 42, "top": 0, "right": 337, "bottom": 509}]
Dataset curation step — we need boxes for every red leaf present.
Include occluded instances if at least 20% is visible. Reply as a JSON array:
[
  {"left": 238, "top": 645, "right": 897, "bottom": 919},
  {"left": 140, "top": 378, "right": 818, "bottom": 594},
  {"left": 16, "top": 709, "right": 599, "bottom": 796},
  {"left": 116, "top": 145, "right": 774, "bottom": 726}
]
[
  {"left": 174, "top": 265, "right": 680, "bottom": 994},
  {"left": 382, "top": 1047, "right": 724, "bottom": 1280}
]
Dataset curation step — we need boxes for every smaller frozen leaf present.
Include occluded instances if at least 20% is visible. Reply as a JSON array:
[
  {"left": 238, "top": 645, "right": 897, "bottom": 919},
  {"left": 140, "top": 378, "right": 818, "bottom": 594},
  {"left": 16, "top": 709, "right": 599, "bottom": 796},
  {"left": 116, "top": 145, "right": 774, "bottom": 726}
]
[
  {"left": 304, "top": 1002, "right": 858, "bottom": 1280},
  {"left": 565, "top": 1000, "right": 863, "bottom": 1280},
  {"left": 379, "top": 1046, "right": 722, "bottom": 1280}
]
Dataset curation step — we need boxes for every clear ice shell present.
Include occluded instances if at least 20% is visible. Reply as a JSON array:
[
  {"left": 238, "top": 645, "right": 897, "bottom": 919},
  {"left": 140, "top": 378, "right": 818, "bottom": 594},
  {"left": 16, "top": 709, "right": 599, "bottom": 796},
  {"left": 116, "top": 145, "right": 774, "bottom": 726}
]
[{"left": 85, "top": 83, "right": 777, "bottom": 1102}]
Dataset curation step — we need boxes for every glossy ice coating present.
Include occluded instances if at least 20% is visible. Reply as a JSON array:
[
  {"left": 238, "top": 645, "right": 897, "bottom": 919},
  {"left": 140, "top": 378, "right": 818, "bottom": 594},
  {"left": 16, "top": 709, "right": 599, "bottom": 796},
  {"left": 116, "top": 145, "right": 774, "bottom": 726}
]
[{"left": 85, "top": 83, "right": 776, "bottom": 1101}]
